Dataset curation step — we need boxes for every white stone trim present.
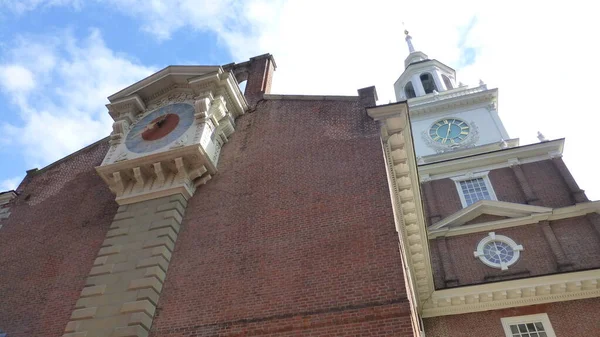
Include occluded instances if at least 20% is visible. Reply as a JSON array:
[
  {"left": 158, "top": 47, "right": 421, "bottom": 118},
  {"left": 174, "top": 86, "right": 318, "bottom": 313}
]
[
  {"left": 428, "top": 200, "right": 600, "bottom": 238},
  {"left": 0, "top": 191, "right": 16, "bottom": 206},
  {"left": 430, "top": 200, "right": 552, "bottom": 230},
  {"left": 418, "top": 139, "right": 564, "bottom": 182},
  {"left": 422, "top": 269, "right": 600, "bottom": 317},
  {"left": 451, "top": 171, "right": 497, "bottom": 208},
  {"left": 408, "top": 86, "right": 496, "bottom": 116},
  {"left": 474, "top": 232, "right": 523, "bottom": 270},
  {"left": 367, "top": 102, "right": 435, "bottom": 315},
  {"left": 501, "top": 313, "right": 557, "bottom": 337}
]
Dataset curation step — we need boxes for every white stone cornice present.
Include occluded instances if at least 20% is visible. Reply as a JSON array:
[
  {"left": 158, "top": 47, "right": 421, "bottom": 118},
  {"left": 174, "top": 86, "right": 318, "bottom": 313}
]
[
  {"left": 0, "top": 191, "right": 16, "bottom": 205},
  {"left": 99, "top": 65, "right": 248, "bottom": 205},
  {"left": 0, "top": 191, "right": 16, "bottom": 222},
  {"left": 418, "top": 139, "right": 565, "bottom": 181},
  {"left": 96, "top": 145, "right": 213, "bottom": 205},
  {"left": 408, "top": 86, "right": 497, "bottom": 116},
  {"left": 422, "top": 269, "right": 600, "bottom": 317},
  {"left": 367, "top": 102, "right": 435, "bottom": 314}
]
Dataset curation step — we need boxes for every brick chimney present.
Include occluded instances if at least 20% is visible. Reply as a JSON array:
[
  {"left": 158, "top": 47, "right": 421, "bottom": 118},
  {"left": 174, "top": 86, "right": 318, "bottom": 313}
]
[{"left": 224, "top": 53, "right": 276, "bottom": 107}]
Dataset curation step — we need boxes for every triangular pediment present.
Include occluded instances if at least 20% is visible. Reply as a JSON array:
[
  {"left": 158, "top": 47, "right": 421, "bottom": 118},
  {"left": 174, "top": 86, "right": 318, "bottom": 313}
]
[
  {"left": 108, "top": 65, "right": 222, "bottom": 103},
  {"left": 106, "top": 65, "right": 248, "bottom": 122},
  {"left": 430, "top": 200, "right": 552, "bottom": 230}
]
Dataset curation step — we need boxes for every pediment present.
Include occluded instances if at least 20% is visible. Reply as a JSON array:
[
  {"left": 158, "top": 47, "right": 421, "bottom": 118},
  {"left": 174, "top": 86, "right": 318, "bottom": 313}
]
[
  {"left": 106, "top": 65, "right": 248, "bottom": 122},
  {"left": 430, "top": 200, "right": 552, "bottom": 230}
]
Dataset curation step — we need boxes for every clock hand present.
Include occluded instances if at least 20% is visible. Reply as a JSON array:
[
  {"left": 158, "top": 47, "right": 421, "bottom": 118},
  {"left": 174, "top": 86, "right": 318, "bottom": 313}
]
[
  {"left": 130, "top": 115, "right": 169, "bottom": 138},
  {"left": 444, "top": 124, "right": 452, "bottom": 142}
]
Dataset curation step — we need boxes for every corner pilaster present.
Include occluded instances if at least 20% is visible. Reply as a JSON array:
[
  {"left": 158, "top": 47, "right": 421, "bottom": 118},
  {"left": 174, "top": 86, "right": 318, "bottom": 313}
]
[
  {"left": 435, "top": 237, "right": 458, "bottom": 287},
  {"left": 510, "top": 163, "right": 541, "bottom": 206},
  {"left": 551, "top": 158, "right": 588, "bottom": 203},
  {"left": 538, "top": 220, "right": 573, "bottom": 271},
  {"left": 63, "top": 194, "right": 187, "bottom": 337},
  {"left": 367, "top": 102, "right": 432, "bottom": 337}
]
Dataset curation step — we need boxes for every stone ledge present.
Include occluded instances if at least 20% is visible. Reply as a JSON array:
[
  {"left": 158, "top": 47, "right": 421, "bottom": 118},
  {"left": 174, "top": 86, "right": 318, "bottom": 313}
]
[
  {"left": 120, "top": 300, "right": 156, "bottom": 317},
  {"left": 142, "top": 237, "right": 175, "bottom": 251},
  {"left": 81, "top": 285, "right": 107, "bottom": 298},
  {"left": 71, "top": 307, "right": 97, "bottom": 320},
  {"left": 111, "top": 325, "right": 148, "bottom": 337},
  {"left": 128, "top": 277, "right": 163, "bottom": 293}
]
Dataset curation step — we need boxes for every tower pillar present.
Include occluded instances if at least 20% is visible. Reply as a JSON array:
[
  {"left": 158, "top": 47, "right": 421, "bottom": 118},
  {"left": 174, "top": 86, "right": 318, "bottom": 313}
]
[{"left": 63, "top": 195, "right": 186, "bottom": 337}]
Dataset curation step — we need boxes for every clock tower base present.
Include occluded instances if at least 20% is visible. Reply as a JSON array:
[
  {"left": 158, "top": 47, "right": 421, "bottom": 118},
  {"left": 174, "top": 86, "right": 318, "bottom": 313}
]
[{"left": 62, "top": 194, "right": 187, "bottom": 337}]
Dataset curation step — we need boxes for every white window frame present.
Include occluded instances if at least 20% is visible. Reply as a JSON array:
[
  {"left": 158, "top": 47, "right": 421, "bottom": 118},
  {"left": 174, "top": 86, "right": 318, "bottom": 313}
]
[
  {"left": 451, "top": 171, "right": 497, "bottom": 208},
  {"left": 474, "top": 232, "right": 523, "bottom": 270},
  {"left": 501, "top": 313, "right": 557, "bottom": 337}
]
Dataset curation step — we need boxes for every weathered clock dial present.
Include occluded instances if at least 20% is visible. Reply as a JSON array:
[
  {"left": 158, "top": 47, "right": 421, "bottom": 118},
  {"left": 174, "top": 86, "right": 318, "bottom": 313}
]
[{"left": 125, "top": 103, "right": 195, "bottom": 153}]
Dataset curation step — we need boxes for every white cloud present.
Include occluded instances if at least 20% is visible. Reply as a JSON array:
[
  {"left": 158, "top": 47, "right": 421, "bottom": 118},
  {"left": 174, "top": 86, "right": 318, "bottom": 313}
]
[
  {"left": 0, "top": 65, "right": 36, "bottom": 93},
  {"left": 0, "top": 29, "right": 155, "bottom": 167},
  {"left": 1, "top": 0, "right": 598, "bottom": 200},
  {"left": 0, "top": 176, "right": 21, "bottom": 191},
  {"left": 0, "top": 0, "right": 82, "bottom": 13}
]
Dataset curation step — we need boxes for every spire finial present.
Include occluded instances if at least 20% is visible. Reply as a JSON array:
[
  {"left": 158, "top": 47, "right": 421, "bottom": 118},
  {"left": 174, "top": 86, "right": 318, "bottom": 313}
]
[{"left": 403, "top": 23, "right": 415, "bottom": 53}]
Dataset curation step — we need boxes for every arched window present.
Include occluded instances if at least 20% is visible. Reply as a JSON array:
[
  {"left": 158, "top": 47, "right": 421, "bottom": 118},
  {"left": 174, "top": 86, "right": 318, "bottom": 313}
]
[
  {"left": 404, "top": 81, "right": 416, "bottom": 99},
  {"left": 420, "top": 73, "right": 438, "bottom": 94},
  {"left": 442, "top": 74, "right": 453, "bottom": 90}
]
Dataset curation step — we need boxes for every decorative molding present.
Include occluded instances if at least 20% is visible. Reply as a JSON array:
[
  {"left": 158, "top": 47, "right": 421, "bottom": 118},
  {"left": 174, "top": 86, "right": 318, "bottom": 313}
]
[
  {"left": 418, "top": 139, "right": 565, "bottom": 182},
  {"left": 418, "top": 138, "right": 520, "bottom": 166},
  {"left": 146, "top": 89, "right": 196, "bottom": 111},
  {"left": 430, "top": 200, "right": 552, "bottom": 230},
  {"left": 428, "top": 200, "right": 600, "bottom": 238},
  {"left": 98, "top": 66, "right": 248, "bottom": 205},
  {"left": 408, "top": 86, "right": 497, "bottom": 116},
  {"left": 422, "top": 269, "right": 600, "bottom": 317},
  {"left": 96, "top": 147, "right": 213, "bottom": 205},
  {"left": 0, "top": 191, "right": 16, "bottom": 223},
  {"left": 486, "top": 101, "right": 498, "bottom": 112},
  {"left": 367, "top": 102, "right": 435, "bottom": 314}
]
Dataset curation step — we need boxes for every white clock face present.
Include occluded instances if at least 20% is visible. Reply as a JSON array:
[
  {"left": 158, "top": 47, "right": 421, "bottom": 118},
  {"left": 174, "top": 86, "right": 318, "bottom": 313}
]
[
  {"left": 125, "top": 103, "right": 195, "bottom": 154},
  {"left": 429, "top": 118, "right": 470, "bottom": 145}
]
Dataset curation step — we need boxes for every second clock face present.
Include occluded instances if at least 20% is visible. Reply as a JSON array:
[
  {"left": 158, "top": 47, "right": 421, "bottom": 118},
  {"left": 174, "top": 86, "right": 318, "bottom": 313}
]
[
  {"left": 125, "top": 103, "right": 195, "bottom": 154},
  {"left": 429, "top": 118, "right": 470, "bottom": 145}
]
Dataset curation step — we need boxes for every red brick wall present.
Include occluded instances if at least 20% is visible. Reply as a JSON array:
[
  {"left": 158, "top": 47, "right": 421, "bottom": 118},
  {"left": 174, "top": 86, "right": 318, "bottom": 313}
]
[
  {"left": 521, "top": 160, "right": 574, "bottom": 208},
  {"left": 551, "top": 216, "right": 600, "bottom": 269},
  {"left": 429, "top": 219, "right": 600, "bottom": 289},
  {"left": 489, "top": 167, "right": 527, "bottom": 204},
  {"left": 424, "top": 298, "right": 600, "bottom": 336},
  {"left": 423, "top": 178, "right": 461, "bottom": 224},
  {"left": 149, "top": 98, "right": 413, "bottom": 336},
  {"left": 421, "top": 159, "right": 578, "bottom": 225},
  {"left": 0, "top": 140, "right": 117, "bottom": 337}
]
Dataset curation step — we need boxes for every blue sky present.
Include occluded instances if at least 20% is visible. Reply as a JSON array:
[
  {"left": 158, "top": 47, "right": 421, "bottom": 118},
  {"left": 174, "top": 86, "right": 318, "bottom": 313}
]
[{"left": 0, "top": 0, "right": 599, "bottom": 199}]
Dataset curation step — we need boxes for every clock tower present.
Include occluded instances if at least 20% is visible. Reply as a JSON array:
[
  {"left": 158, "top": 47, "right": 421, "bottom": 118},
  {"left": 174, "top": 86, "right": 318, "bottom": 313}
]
[
  {"left": 395, "top": 31, "right": 513, "bottom": 160},
  {"left": 62, "top": 56, "right": 274, "bottom": 337},
  {"left": 97, "top": 65, "right": 248, "bottom": 205}
]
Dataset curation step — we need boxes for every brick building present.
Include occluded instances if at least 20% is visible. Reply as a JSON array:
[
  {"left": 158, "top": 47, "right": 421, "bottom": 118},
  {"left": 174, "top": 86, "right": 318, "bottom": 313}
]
[{"left": 0, "top": 36, "right": 598, "bottom": 337}]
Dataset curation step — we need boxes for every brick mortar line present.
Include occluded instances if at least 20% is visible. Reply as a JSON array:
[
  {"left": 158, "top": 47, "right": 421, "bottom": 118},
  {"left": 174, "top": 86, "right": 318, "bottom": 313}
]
[{"left": 152, "top": 297, "right": 410, "bottom": 334}]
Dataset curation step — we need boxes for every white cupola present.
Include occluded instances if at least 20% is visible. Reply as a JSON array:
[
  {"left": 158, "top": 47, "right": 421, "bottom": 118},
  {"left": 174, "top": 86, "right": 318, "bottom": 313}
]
[{"left": 394, "top": 30, "right": 458, "bottom": 101}]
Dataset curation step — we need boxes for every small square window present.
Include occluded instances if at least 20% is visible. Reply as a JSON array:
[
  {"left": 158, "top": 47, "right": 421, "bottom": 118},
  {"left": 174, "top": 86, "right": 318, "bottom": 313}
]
[
  {"left": 452, "top": 172, "right": 497, "bottom": 208},
  {"left": 501, "top": 314, "right": 556, "bottom": 337}
]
